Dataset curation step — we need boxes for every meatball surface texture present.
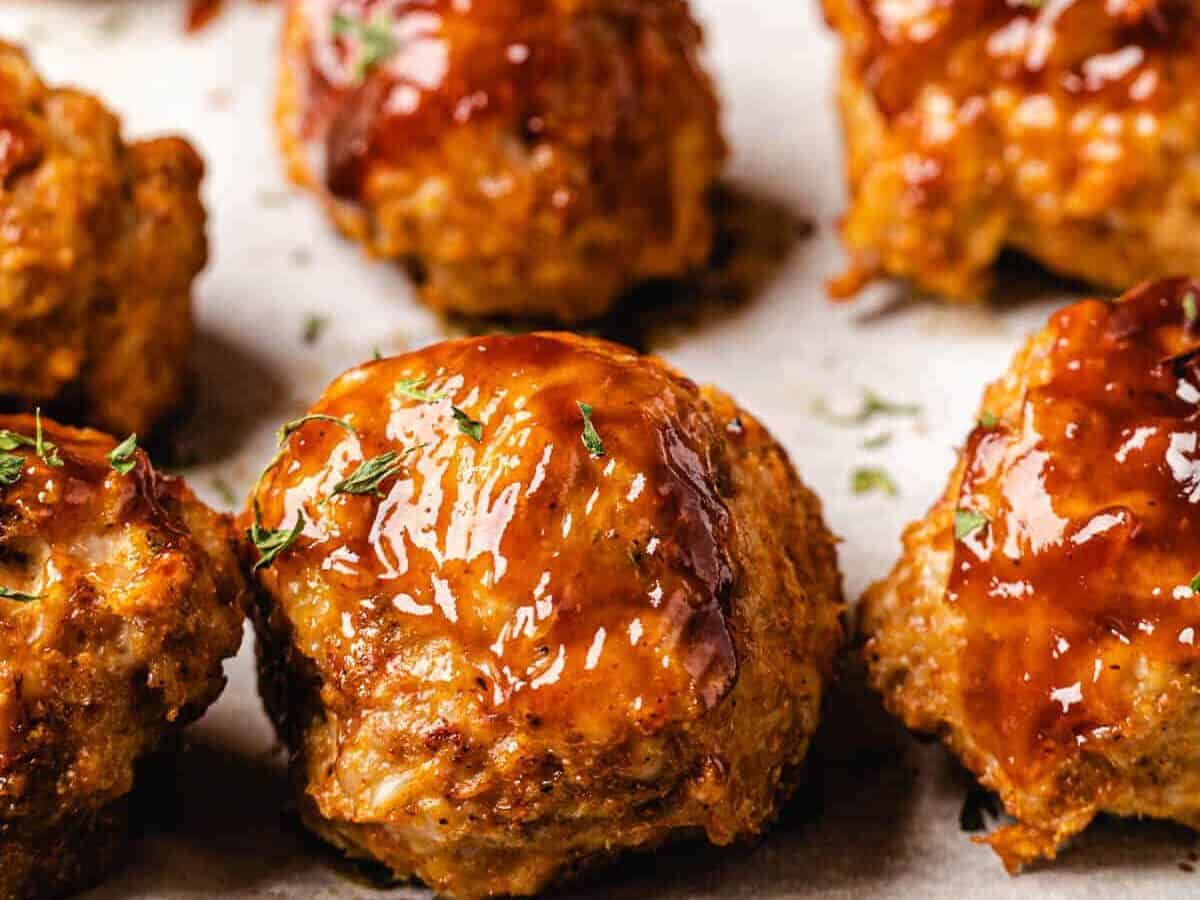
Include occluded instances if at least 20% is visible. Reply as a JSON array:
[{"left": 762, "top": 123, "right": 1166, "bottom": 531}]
[
  {"left": 0, "top": 42, "right": 207, "bottom": 436},
  {"left": 277, "top": 0, "right": 726, "bottom": 321},
  {"left": 0, "top": 414, "right": 246, "bottom": 900},
  {"left": 246, "top": 332, "right": 843, "bottom": 898},
  {"left": 823, "top": 0, "right": 1200, "bottom": 300},
  {"left": 862, "top": 278, "right": 1200, "bottom": 870}
]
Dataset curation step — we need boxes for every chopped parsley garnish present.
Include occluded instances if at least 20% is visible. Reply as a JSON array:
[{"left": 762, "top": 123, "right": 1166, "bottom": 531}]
[
  {"left": 107, "top": 434, "right": 139, "bottom": 475},
  {"left": 0, "top": 412, "right": 61, "bottom": 468},
  {"left": 302, "top": 314, "right": 328, "bottom": 345},
  {"left": 372, "top": 347, "right": 384, "bottom": 361},
  {"left": 332, "top": 9, "right": 400, "bottom": 82},
  {"left": 1184, "top": 290, "right": 1199, "bottom": 328},
  {"left": 453, "top": 407, "right": 483, "bottom": 442},
  {"left": 1190, "top": 571, "right": 1200, "bottom": 594},
  {"left": 577, "top": 402, "right": 604, "bottom": 458},
  {"left": 860, "top": 432, "right": 893, "bottom": 450},
  {"left": 851, "top": 466, "right": 898, "bottom": 496},
  {"left": 332, "top": 450, "right": 409, "bottom": 497},
  {"left": 0, "top": 454, "right": 23, "bottom": 486},
  {"left": 813, "top": 389, "right": 921, "bottom": 426},
  {"left": 0, "top": 586, "right": 40, "bottom": 602},
  {"left": 258, "top": 414, "right": 357, "bottom": 493},
  {"left": 395, "top": 377, "right": 446, "bottom": 403},
  {"left": 248, "top": 503, "right": 305, "bottom": 572},
  {"left": 955, "top": 509, "right": 988, "bottom": 540},
  {"left": 247, "top": 414, "right": 358, "bottom": 571},
  {"left": 978, "top": 411, "right": 998, "bottom": 429},
  {"left": 0, "top": 430, "right": 34, "bottom": 451},
  {"left": 33, "top": 409, "right": 62, "bottom": 468},
  {"left": 276, "top": 414, "right": 355, "bottom": 447},
  {"left": 395, "top": 377, "right": 480, "bottom": 441}
]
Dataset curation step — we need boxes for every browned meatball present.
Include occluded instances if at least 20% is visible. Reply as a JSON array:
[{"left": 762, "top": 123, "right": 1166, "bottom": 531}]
[
  {"left": 822, "top": 0, "right": 1200, "bottom": 301},
  {"left": 861, "top": 278, "right": 1200, "bottom": 871},
  {"left": 277, "top": 0, "right": 726, "bottom": 321},
  {"left": 0, "top": 414, "right": 246, "bottom": 900},
  {"left": 243, "top": 333, "right": 843, "bottom": 898},
  {"left": 0, "top": 42, "right": 206, "bottom": 436}
]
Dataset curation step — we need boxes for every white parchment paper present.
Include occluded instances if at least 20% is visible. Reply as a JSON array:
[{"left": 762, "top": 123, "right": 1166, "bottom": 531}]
[{"left": 1, "top": 1, "right": 1197, "bottom": 897}]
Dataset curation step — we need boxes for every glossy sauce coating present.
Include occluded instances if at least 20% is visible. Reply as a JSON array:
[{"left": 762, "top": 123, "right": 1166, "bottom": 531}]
[
  {"left": 293, "top": 0, "right": 708, "bottom": 197},
  {"left": 948, "top": 278, "right": 1200, "bottom": 785},
  {"left": 249, "top": 333, "right": 738, "bottom": 739},
  {"left": 0, "top": 417, "right": 178, "bottom": 590},
  {"left": 0, "top": 412, "right": 246, "bottom": 900},
  {"left": 857, "top": 0, "right": 1199, "bottom": 118}
]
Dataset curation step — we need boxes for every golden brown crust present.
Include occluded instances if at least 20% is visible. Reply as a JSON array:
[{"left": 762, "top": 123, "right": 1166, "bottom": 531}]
[
  {"left": 245, "top": 333, "right": 843, "bottom": 898},
  {"left": 862, "top": 279, "right": 1200, "bottom": 871},
  {"left": 276, "top": 0, "right": 725, "bottom": 321},
  {"left": 0, "top": 42, "right": 206, "bottom": 435},
  {"left": 0, "top": 415, "right": 246, "bottom": 900},
  {"left": 823, "top": 0, "right": 1200, "bottom": 300}
]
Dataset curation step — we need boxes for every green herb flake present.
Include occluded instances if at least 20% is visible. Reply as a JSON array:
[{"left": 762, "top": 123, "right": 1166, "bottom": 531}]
[
  {"left": 851, "top": 466, "right": 898, "bottom": 497},
  {"left": 860, "top": 433, "right": 893, "bottom": 450},
  {"left": 250, "top": 415, "right": 359, "bottom": 515},
  {"left": 332, "top": 451, "right": 406, "bottom": 497},
  {"left": 395, "top": 377, "right": 446, "bottom": 403},
  {"left": 332, "top": 9, "right": 399, "bottom": 82},
  {"left": 813, "top": 388, "right": 921, "bottom": 426},
  {"left": 577, "top": 402, "right": 604, "bottom": 458},
  {"left": 1190, "top": 571, "right": 1200, "bottom": 595},
  {"left": 0, "top": 430, "right": 34, "bottom": 452},
  {"left": 248, "top": 503, "right": 306, "bottom": 572},
  {"left": 955, "top": 509, "right": 989, "bottom": 541},
  {"left": 0, "top": 453, "right": 24, "bottom": 486},
  {"left": 978, "top": 411, "right": 998, "bottom": 429},
  {"left": 247, "top": 415, "right": 349, "bottom": 569},
  {"left": 302, "top": 314, "right": 328, "bottom": 346},
  {"left": 276, "top": 414, "right": 356, "bottom": 447},
  {"left": 1184, "top": 291, "right": 1199, "bottom": 328},
  {"left": 33, "top": 409, "right": 62, "bottom": 468},
  {"left": 453, "top": 407, "right": 484, "bottom": 442},
  {"left": 0, "top": 586, "right": 40, "bottom": 602},
  {"left": 107, "top": 434, "right": 139, "bottom": 475}
]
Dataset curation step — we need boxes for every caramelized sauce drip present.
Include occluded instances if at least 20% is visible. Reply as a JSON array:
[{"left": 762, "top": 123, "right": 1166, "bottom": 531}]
[
  {"left": 250, "top": 334, "right": 737, "bottom": 739},
  {"left": 295, "top": 0, "right": 703, "bottom": 197},
  {"left": 856, "top": 0, "right": 1200, "bottom": 118},
  {"left": 949, "top": 278, "right": 1200, "bottom": 785}
]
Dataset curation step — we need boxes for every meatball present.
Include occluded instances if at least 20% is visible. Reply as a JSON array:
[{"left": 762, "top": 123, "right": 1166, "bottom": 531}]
[
  {"left": 0, "top": 414, "right": 246, "bottom": 900},
  {"left": 244, "top": 332, "right": 844, "bottom": 898},
  {"left": 861, "top": 278, "right": 1200, "bottom": 870},
  {"left": 822, "top": 0, "right": 1200, "bottom": 301},
  {"left": 0, "top": 42, "right": 206, "bottom": 436},
  {"left": 276, "top": 0, "right": 726, "bottom": 321}
]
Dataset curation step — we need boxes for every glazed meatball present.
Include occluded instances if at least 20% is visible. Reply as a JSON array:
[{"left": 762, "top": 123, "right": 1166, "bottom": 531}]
[
  {"left": 245, "top": 333, "right": 844, "bottom": 898},
  {"left": 823, "top": 0, "right": 1200, "bottom": 301},
  {"left": 861, "top": 278, "right": 1200, "bottom": 870},
  {"left": 0, "top": 42, "right": 206, "bottom": 436},
  {"left": 276, "top": 0, "right": 726, "bottom": 321},
  {"left": 0, "top": 414, "right": 246, "bottom": 900}
]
